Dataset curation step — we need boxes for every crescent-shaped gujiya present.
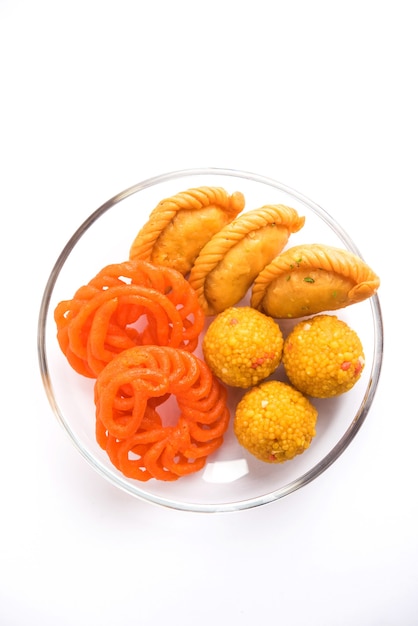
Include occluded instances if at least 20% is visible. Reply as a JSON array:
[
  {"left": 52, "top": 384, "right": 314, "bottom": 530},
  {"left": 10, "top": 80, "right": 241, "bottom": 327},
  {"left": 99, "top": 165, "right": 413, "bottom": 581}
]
[
  {"left": 189, "top": 204, "right": 305, "bottom": 315},
  {"left": 129, "top": 186, "right": 245, "bottom": 275},
  {"left": 251, "top": 243, "right": 380, "bottom": 318}
]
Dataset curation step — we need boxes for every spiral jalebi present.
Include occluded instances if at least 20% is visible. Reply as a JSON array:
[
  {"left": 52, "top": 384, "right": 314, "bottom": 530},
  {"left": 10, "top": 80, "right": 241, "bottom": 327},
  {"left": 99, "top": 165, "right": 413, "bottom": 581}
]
[
  {"left": 54, "top": 259, "right": 205, "bottom": 378},
  {"left": 94, "top": 346, "right": 230, "bottom": 481}
]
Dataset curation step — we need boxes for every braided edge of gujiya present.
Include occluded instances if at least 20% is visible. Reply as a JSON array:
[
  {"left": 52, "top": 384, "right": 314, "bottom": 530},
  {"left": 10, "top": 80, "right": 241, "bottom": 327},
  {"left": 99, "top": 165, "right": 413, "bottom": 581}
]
[
  {"left": 189, "top": 204, "right": 305, "bottom": 315},
  {"left": 129, "top": 186, "right": 245, "bottom": 262},
  {"left": 251, "top": 243, "right": 380, "bottom": 311}
]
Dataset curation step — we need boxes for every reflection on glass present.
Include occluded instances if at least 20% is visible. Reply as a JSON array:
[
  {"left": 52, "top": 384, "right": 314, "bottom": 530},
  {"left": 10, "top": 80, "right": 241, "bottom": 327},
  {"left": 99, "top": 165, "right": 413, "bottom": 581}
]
[{"left": 202, "top": 458, "right": 249, "bottom": 483}]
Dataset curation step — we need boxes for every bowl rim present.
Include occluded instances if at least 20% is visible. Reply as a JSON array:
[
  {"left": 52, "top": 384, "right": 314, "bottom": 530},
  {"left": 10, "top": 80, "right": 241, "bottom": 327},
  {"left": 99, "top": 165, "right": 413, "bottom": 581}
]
[{"left": 37, "top": 167, "right": 384, "bottom": 513}]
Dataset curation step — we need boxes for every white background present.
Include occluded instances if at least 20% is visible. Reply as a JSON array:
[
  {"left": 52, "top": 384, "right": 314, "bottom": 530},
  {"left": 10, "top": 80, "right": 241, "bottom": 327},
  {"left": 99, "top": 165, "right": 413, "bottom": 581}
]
[{"left": 1, "top": 1, "right": 416, "bottom": 624}]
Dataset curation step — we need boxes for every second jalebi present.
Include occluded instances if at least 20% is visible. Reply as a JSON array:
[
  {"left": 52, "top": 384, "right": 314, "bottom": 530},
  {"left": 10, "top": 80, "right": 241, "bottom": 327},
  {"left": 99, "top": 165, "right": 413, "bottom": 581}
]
[{"left": 94, "top": 345, "right": 230, "bottom": 481}]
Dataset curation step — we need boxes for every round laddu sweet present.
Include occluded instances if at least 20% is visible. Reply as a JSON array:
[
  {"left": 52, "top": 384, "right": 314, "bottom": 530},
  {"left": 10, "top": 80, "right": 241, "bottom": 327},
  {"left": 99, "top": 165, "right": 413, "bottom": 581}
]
[
  {"left": 129, "top": 186, "right": 245, "bottom": 275},
  {"left": 188, "top": 204, "right": 305, "bottom": 315},
  {"left": 202, "top": 306, "right": 283, "bottom": 388},
  {"left": 251, "top": 243, "right": 380, "bottom": 319},
  {"left": 234, "top": 380, "right": 318, "bottom": 463},
  {"left": 282, "top": 314, "right": 365, "bottom": 398}
]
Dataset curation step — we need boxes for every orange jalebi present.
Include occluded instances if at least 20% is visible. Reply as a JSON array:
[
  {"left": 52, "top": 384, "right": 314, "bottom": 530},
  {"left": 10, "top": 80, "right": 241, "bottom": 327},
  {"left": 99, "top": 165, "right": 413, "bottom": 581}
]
[
  {"left": 94, "top": 346, "right": 230, "bottom": 481},
  {"left": 54, "top": 260, "right": 205, "bottom": 378}
]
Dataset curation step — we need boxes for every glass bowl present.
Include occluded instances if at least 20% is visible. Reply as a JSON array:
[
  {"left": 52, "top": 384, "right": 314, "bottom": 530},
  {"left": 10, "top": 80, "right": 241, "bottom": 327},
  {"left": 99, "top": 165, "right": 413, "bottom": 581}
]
[{"left": 37, "top": 168, "right": 383, "bottom": 512}]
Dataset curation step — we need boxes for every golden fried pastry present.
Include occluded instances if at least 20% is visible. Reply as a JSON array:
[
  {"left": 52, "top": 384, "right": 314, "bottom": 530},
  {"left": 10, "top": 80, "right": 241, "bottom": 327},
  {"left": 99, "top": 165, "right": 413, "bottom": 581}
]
[
  {"left": 129, "top": 186, "right": 245, "bottom": 275},
  {"left": 188, "top": 204, "right": 305, "bottom": 315},
  {"left": 251, "top": 243, "right": 380, "bottom": 318}
]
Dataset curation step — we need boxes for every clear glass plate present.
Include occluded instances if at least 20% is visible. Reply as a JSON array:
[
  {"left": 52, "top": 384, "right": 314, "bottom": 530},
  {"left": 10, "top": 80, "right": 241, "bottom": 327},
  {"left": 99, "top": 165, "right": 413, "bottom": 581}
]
[{"left": 37, "top": 168, "right": 383, "bottom": 512}]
